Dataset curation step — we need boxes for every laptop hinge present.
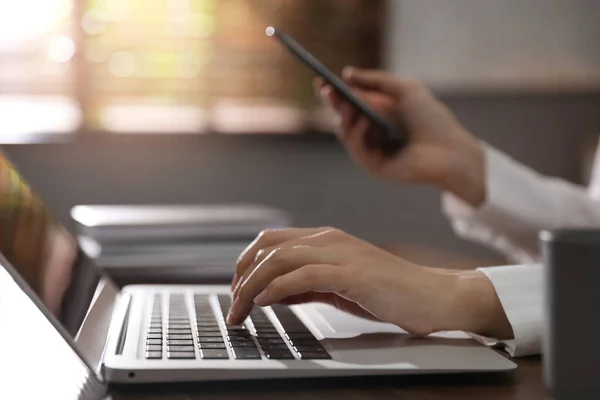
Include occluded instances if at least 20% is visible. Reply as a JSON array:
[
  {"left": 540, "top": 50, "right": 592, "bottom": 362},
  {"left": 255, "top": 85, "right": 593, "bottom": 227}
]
[
  {"left": 75, "top": 278, "right": 120, "bottom": 376},
  {"left": 115, "top": 294, "right": 132, "bottom": 355}
]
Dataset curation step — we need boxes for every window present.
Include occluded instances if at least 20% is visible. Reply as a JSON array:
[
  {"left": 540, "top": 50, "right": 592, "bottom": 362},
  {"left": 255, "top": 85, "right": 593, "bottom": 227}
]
[
  {"left": 0, "top": 0, "right": 384, "bottom": 138},
  {"left": 0, "top": 0, "right": 80, "bottom": 140}
]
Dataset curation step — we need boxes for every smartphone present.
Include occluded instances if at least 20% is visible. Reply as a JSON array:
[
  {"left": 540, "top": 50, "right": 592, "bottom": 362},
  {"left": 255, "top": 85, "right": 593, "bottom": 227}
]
[{"left": 266, "top": 26, "right": 408, "bottom": 154}]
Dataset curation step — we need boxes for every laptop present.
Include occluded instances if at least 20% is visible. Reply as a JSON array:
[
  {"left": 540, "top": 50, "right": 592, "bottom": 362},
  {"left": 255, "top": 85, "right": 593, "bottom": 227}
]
[{"left": 0, "top": 157, "right": 516, "bottom": 384}]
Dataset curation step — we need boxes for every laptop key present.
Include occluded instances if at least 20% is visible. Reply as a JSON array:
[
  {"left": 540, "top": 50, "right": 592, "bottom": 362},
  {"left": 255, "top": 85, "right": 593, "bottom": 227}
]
[
  {"left": 286, "top": 333, "right": 315, "bottom": 340},
  {"left": 197, "top": 324, "right": 220, "bottom": 329},
  {"left": 146, "top": 339, "right": 162, "bottom": 345},
  {"left": 283, "top": 329, "right": 311, "bottom": 334},
  {"left": 196, "top": 318, "right": 217, "bottom": 323},
  {"left": 168, "top": 339, "right": 194, "bottom": 346},
  {"left": 147, "top": 334, "right": 162, "bottom": 339},
  {"left": 297, "top": 351, "right": 331, "bottom": 360},
  {"left": 199, "top": 342, "right": 227, "bottom": 349},
  {"left": 254, "top": 328, "right": 278, "bottom": 333},
  {"left": 196, "top": 316, "right": 216, "bottom": 320},
  {"left": 259, "top": 343, "right": 289, "bottom": 351},
  {"left": 168, "top": 331, "right": 192, "bottom": 336},
  {"left": 167, "top": 334, "right": 193, "bottom": 340},
  {"left": 229, "top": 341, "right": 257, "bottom": 348},
  {"left": 232, "top": 347, "right": 262, "bottom": 360},
  {"left": 197, "top": 331, "right": 222, "bottom": 337},
  {"left": 227, "top": 335, "right": 254, "bottom": 341},
  {"left": 146, "top": 345, "right": 163, "bottom": 352},
  {"left": 225, "top": 324, "right": 246, "bottom": 330},
  {"left": 167, "top": 345, "right": 195, "bottom": 352},
  {"left": 265, "top": 351, "right": 295, "bottom": 360},
  {"left": 257, "top": 338, "right": 286, "bottom": 345},
  {"left": 288, "top": 339, "right": 321, "bottom": 346},
  {"left": 200, "top": 349, "right": 229, "bottom": 359},
  {"left": 167, "top": 351, "right": 196, "bottom": 359},
  {"left": 252, "top": 323, "right": 275, "bottom": 328},
  {"left": 294, "top": 345, "right": 327, "bottom": 352},
  {"left": 198, "top": 337, "right": 225, "bottom": 343},
  {"left": 145, "top": 351, "right": 162, "bottom": 359},
  {"left": 255, "top": 333, "right": 282, "bottom": 339}
]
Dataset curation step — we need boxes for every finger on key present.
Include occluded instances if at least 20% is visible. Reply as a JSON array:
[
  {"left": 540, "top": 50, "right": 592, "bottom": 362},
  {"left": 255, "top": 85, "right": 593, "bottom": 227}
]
[
  {"left": 233, "top": 228, "right": 341, "bottom": 298},
  {"left": 232, "top": 227, "right": 330, "bottom": 290},
  {"left": 253, "top": 264, "right": 347, "bottom": 307},
  {"left": 228, "top": 247, "right": 332, "bottom": 325}
]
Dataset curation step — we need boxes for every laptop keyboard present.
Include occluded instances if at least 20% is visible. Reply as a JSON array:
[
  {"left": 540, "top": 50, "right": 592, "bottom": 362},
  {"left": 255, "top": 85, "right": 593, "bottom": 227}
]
[{"left": 144, "top": 293, "right": 331, "bottom": 361}]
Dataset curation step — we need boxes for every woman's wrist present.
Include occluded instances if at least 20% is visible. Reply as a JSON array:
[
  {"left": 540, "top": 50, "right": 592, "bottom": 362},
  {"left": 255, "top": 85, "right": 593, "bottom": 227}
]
[
  {"left": 447, "top": 270, "right": 514, "bottom": 340},
  {"left": 437, "top": 134, "right": 487, "bottom": 208}
]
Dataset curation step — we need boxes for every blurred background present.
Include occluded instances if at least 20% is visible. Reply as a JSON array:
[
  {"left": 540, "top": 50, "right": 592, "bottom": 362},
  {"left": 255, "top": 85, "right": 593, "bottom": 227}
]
[{"left": 1, "top": 0, "right": 600, "bottom": 260}]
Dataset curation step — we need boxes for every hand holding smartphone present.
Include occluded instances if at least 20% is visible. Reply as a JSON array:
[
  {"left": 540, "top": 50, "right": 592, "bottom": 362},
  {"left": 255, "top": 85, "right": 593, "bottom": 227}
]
[{"left": 267, "top": 26, "right": 409, "bottom": 154}]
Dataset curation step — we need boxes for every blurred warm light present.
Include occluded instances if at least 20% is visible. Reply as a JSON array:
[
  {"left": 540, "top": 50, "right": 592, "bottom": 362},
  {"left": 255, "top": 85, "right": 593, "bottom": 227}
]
[
  {"left": 82, "top": 9, "right": 109, "bottom": 35},
  {"left": 0, "top": 0, "right": 382, "bottom": 135},
  {"left": 108, "top": 51, "right": 136, "bottom": 77},
  {"left": 168, "top": 0, "right": 192, "bottom": 10},
  {"left": 0, "top": 96, "right": 80, "bottom": 138},
  {"left": 100, "top": 102, "right": 209, "bottom": 133},
  {"left": 48, "top": 36, "right": 76, "bottom": 63},
  {"left": 211, "top": 99, "right": 307, "bottom": 134},
  {"left": 0, "top": 0, "right": 70, "bottom": 42}
]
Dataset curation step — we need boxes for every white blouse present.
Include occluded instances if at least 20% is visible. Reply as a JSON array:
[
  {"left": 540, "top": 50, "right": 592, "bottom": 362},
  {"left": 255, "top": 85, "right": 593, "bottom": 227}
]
[{"left": 443, "top": 142, "right": 600, "bottom": 357}]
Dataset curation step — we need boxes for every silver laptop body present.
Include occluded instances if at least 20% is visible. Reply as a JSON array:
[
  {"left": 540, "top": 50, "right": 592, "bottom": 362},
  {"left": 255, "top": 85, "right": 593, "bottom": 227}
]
[{"left": 0, "top": 163, "right": 515, "bottom": 384}]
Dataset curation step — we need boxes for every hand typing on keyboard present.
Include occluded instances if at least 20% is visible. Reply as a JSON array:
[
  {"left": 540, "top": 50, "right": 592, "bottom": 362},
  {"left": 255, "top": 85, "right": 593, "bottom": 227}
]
[{"left": 230, "top": 227, "right": 514, "bottom": 341}]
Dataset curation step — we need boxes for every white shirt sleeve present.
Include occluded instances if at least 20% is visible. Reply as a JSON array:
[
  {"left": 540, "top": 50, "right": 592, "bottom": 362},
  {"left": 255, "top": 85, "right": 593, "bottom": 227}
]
[
  {"left": 443, "top": 142, "right": 600, "bottom": 356},
  {"left": 443, "top": 144, "right": 600, "bottom": 264},
  {"left": 475, "top": 264, "right": 543, "bottom": 357}
]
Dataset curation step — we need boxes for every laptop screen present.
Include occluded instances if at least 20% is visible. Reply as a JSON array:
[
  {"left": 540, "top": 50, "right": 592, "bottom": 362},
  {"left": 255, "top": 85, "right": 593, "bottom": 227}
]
[{"left": 0, "top": 155, "right": 105, "bottom": 341}]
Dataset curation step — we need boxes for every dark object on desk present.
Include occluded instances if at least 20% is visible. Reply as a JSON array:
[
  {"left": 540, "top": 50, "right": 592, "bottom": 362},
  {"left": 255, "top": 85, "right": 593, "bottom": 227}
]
[
  {"left": 267, "top": 26, "right": 409, "bottom": 155},
  {"left": 541, "top": 229, "right": 600, "bottom": 399},
  {"left": 71, "top": 204, "right": 290, "bottom": 244},
  {"left": 72, "top": 204, "right": 290, "bottom": 282}
]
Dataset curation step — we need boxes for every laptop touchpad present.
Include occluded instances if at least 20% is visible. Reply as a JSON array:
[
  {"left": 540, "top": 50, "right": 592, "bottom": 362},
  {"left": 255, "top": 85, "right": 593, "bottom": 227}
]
[
  {"left": 296, "top": 303, "right": 470, "bottom": 340},
  {"left": 296, "top": 303, "right": 406, "bottom": 338}
]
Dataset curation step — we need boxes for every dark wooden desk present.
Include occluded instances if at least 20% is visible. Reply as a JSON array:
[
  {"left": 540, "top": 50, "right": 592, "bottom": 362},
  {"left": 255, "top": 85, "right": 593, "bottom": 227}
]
[{"left": 106, "top": 243, "right": 548, "bottom": 400}]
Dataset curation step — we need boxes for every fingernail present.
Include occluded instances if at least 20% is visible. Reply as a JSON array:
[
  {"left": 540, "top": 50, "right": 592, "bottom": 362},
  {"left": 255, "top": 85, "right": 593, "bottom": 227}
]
[
  {"left": 342, "top": 66, "right": 355, "bottom": 80},
  {"left": 320, "top": 86, "right": 329, "bottom": 98},
  {"left": 254, "top": 289, "right": 269, "bottom": 306},
  {"left": 227, "top": 298, "right": 240, "bottom": 324}
]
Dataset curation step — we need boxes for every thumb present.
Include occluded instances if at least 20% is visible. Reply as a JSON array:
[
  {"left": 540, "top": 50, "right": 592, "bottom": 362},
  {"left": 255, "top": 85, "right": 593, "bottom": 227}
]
[{"left": 342, "top": 67, "right": 406, "bottom": 97}]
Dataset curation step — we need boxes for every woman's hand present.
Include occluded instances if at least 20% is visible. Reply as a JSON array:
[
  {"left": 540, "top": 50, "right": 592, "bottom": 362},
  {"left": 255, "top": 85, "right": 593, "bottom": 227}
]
[
  {"left": 229, "top": 228, "right": 513, "bottom": 339},
  {"left": 317, "top": 68, "right": 486, "bottom": 207}
]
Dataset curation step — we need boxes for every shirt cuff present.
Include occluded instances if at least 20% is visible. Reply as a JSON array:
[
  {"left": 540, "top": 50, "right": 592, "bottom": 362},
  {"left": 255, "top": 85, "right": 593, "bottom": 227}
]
[{"left": 476, "top": 264, "right": 543, "bottom": 357}]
